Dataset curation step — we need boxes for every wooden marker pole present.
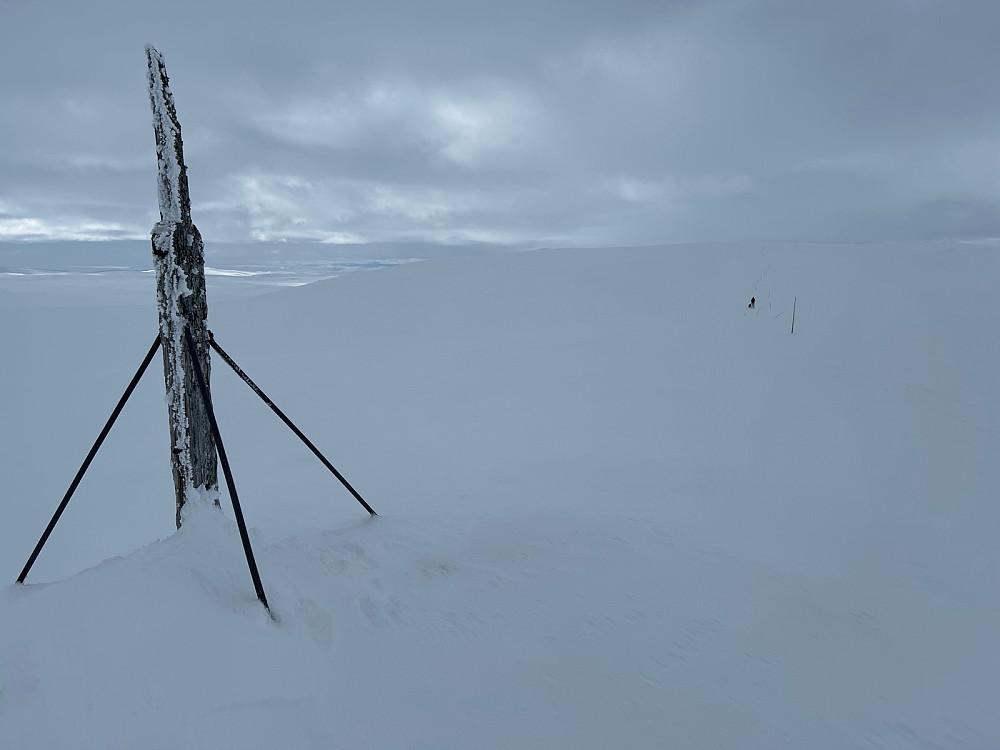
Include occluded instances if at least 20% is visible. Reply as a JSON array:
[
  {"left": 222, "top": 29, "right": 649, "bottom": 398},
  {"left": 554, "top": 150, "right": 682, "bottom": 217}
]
[{"left": 147, "top": 46, "right": 219, "bottom": 527}]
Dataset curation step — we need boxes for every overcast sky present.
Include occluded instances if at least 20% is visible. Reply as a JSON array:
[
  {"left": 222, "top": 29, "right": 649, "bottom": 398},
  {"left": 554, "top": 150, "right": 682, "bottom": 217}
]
[{"left": 1, "top": 0, "right": 998, "bottom": 250}]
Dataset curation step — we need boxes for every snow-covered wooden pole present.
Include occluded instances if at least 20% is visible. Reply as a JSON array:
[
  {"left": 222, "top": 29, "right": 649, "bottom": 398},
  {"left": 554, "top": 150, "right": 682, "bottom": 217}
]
[{"left": 146, "top": 45, "right": 219, "bottom": 528}]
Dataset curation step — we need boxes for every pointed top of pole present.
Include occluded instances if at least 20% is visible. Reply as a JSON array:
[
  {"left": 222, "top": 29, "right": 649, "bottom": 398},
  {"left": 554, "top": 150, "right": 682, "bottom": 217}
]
[{"left": 146, "top": 45, "right": 191, "bottom": 224}]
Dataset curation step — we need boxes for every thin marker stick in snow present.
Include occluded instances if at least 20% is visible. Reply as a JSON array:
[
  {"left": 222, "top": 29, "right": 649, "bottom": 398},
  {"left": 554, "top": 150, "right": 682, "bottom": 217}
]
[
  {"left": 791, "top": 296, "right": 797, "bottom": 335},
  {"left": 208, "top": 332, "right": 377, "bottom": 516},
  {"left": 184, "top": 328, "right": 271, "bottom": 615},
  {"left": 17, "top": 335, "right": 162, "bottom": 584}
]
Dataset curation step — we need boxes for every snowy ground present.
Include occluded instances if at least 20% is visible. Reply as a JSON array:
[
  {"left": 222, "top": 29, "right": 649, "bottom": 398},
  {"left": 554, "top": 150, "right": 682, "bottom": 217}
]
[{"left": 1, "top": 241, "right": 997, "bottom": 748}]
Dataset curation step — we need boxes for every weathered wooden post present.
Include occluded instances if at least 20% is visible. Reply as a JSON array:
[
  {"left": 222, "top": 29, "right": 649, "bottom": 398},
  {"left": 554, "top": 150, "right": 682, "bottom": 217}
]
[{"left": 146, "top": 46, "right": 219, "bottom": 527}]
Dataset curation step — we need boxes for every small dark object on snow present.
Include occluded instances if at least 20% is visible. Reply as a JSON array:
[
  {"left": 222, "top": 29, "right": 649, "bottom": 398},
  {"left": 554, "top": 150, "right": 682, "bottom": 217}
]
[{"left": 748, "top": 296, "right": 755, "bottom": 309}]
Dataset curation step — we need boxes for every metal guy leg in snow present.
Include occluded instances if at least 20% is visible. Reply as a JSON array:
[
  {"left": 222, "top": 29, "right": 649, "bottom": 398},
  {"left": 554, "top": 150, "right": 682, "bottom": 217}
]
[
  {"left": 183, "top": 327, "right": 271, "bottom": 614},
  {"left": 16, "top": 335, "right": 163, "bottom": 584},
  {"left": 208, "top": 332, "right": 377, "bottom": 517}
]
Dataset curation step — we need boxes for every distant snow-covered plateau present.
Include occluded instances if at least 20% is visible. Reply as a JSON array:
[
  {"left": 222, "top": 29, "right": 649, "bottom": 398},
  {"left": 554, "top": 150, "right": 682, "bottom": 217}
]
[{"left": 1, "top": 241, "right": 997, "bottom": 748}]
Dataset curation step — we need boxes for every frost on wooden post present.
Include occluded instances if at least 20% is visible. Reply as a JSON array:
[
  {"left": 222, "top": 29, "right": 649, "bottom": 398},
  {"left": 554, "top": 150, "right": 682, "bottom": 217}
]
[{"left": 147, "top": 46, "right": 219, "bottom": 527}]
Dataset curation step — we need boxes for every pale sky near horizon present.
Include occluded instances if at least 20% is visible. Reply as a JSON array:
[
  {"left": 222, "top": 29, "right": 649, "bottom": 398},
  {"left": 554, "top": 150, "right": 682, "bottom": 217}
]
[{"left": 1, "top": 0, "right": 998, "bottom": 250}]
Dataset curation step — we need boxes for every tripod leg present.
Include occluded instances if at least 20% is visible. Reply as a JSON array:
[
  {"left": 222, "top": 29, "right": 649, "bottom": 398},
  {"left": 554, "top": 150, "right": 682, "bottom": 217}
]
[
  {"left": 17, "top": 334, "right": 162, "bottom": 584},
  {"left": 184, "top": 328, "right": 271, "bottom": 615},
  {"left": 208, "top": 333, "right": 376, "bottom": 516}
]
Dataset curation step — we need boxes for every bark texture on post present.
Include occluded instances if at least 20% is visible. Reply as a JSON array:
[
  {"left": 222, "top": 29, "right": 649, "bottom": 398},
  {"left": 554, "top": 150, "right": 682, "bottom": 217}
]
[{"left": 147, "top": 46, "right": 219, "bottom": 528}]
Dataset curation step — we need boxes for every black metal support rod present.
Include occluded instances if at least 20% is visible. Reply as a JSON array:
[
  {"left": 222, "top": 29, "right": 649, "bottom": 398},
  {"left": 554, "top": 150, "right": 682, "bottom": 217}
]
[
  {"left": 17, "top": 334, "right": 163, "bottom": 584},
  {"left": 208, "top": 333, "right": 377, "bottom": 517},
  {"left": 184, "top": 327, "right": 270, "bottom": 614}
]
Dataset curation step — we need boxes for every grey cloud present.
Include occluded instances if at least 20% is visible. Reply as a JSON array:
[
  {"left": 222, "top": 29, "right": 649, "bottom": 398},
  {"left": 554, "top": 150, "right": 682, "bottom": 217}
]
[{"left": 1, "top": 0, "right": 998, "bottom": 246}]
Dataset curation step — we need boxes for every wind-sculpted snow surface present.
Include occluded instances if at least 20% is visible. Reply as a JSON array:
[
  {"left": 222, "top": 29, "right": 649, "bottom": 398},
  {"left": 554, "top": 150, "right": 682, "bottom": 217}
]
[{"left": 0, "top": 242, "right": 997, "bottom": 748}]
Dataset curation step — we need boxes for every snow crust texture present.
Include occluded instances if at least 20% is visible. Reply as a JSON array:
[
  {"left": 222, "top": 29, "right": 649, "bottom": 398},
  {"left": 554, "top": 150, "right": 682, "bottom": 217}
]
[{"left": 1, "top": 242, "right": 997, "bottom": 749}]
